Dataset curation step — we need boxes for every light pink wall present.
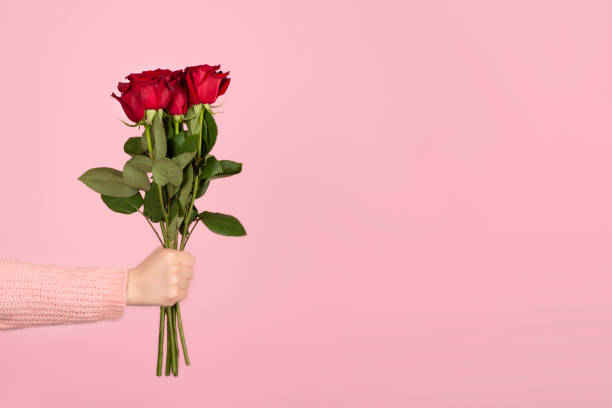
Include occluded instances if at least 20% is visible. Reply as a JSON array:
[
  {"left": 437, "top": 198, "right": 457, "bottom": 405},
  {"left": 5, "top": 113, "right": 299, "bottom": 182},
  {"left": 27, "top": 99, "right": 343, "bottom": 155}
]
[{"left": 1, "top": 0, "right": 611, "bottom": 406}]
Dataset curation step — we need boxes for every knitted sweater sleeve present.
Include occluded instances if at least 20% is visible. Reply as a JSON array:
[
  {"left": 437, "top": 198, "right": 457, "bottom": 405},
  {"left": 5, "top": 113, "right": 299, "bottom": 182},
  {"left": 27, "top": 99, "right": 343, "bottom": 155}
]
[{"left": 0, "top": 259, "right": 127, "bottom": 330}]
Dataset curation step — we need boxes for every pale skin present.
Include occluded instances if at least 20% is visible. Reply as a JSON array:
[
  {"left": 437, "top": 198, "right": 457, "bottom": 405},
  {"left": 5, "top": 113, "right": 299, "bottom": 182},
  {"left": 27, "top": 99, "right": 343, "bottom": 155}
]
[{"left": 126, "top": 246, "right": 195, "bottom": 307}]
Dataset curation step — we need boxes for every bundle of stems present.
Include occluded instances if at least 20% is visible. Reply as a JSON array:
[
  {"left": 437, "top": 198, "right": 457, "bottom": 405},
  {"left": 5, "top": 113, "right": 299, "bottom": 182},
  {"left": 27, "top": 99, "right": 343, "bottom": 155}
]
[
  {"left": 143, "top": 106, "right": 209, "bottom": 377},
  {"left": 155, "top": 224, "right": 192, "bottom": 376}
]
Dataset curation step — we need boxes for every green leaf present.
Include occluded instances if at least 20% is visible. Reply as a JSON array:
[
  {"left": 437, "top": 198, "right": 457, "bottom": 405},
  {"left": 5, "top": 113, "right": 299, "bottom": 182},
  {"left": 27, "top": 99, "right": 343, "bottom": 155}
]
[
  {"left": 152, "top": 110, "right": 167, "bottom": 159},
  {"left": 169, "top": 131, "right": 199, "bottom": 157},
  {"left": 179, "top": 165, "right": 194, "bottom": 207},
  {"left": 101, "top": 193, "right": 143, "bottom": 214},
  {"left": 195, "top": 178, "right": 210, "bottom": 199},
  {"left": 167, "top": 183, "right": 180, "bottom": 199},
  {"left": 204, "top": 109, "right": 217, "bottom": 154},
  {"left": 173, "top": 151, "right": 196, "bottom": 169},
  {"left": 123, "top": 161, "right": 151, "bottom": 191},
  {"left": 168, "top": 200, "right": 180, "bottom": 221},
  {"left": 186, "top": 105, "right": 200, "bottom": 137},
  {"left": 124, "top": 137, "right": 145, "bottom": 156},
  {"left": 152, "top": 157, "right": 183, "bottom": 187},
  {"left": 198, "top": 211, "right": 246, "bottom": 236},
  {"left": 199, "top": 156, "right": 223, "bottom": 179},
  {"left": 213, "top": 160, "right": 242, "bottom": 179},
  {"left": 79, "top": 167, "right": 138, "bottom": 197},
  {"left": 140, "top": 131, "right": 149, "bottom": 153},
  {"left": 185, "top": 104, "right": 207, "bottom": 153},
  {"left": 200, "top": 110, "right": 208, "bottom": 152},
  {"left": 166, "top": 116, "right": 175, "bottom": 140},
  {"left": 143, "top": 181, "right": 164, "bottom": 222},
  {"left": 167, "top": 201, "right": 184, "bottom": 239},
  {"left": 127, "top": 155, "right": 153, "bottom": 172}
]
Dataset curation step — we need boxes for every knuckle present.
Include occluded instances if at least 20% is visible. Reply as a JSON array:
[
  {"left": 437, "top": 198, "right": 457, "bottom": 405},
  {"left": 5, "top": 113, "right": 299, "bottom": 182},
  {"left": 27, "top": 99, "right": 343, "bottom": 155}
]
[
  {"left": 168, "top": 274, "right": 179, "bottom": 285},
  {"left": 163, "top": 250, "right": 177, "bottom": 263},
  {"left": 180, "top": 267, "right": 194, "bottom": 279},
  {"left": 182, "top": 252, "right": 195, "bottom": 265},
  {"left": 168, "top": 287, "right": 179, "bottom": 299}
]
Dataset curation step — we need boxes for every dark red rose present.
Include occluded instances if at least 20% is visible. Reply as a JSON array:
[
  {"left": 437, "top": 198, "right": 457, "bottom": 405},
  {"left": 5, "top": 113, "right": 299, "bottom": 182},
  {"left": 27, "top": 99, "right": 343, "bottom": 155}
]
[
  {"left": 111, "top": 82, "right": 145, "bottom": 123},
  {"left": 167, "top": 70, "right": 188, "bottom": 116},
  {"left": 111, "top": 69, "right": 172, "bottom": 122},
  {"left": 184, "top": 64, "right": 230, "bottom": 106},
  {"left": 125, "top": 69, "right": 172, "bottom": 110}
]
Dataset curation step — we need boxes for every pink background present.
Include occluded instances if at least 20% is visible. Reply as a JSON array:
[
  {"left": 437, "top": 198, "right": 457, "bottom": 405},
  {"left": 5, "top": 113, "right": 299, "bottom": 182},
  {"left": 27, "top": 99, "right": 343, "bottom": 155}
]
[{"left": 1, "top": 0, "right": 611, "bottom": 406}]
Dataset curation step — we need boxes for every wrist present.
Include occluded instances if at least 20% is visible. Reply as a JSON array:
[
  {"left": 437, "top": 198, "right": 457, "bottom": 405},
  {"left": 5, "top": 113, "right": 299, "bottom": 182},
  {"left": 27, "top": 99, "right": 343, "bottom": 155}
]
[{"left": 126, "top": 267, "right": 141, "bottom": 306}]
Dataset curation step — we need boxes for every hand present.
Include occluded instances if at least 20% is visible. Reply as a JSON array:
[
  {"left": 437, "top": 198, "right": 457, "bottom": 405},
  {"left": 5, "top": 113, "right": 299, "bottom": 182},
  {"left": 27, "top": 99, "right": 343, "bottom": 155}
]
[{"left": 126, "top": 246, "right": 195, "bottom": 306}]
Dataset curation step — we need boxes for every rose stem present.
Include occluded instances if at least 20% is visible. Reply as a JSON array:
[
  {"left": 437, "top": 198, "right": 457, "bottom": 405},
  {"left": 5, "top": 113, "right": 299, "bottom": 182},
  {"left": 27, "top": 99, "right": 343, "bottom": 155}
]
[
  {"left": 165, "top": 307, "right": 172, "bottom": 376},
  {"left": 176, "top": 113, "right": 197, "bottom": 365},
  {"left": 156, "top": 306, "right": 165, "bottom": 376},
  {"left": 176, "top": 302, "right": 190, "bottom": 365},
  {"left": 174, "top": 305, "right": 181, "bottom": 359},
  {"left": 167, "top": 306, "right": 177, "bottom": 375},
  {"left": 171, "top": 236, "right": 180, "bottom": 374},
  {"left": 147, "top": 116, "right": 173, "bottom": 377},
  {"left": 171, "top": 305, "right": 179, "bottom": 375},
  {"left": 171, "top": 222, "right": 185, "bottom": 370},
  {"left": 173, "top": 305, "right": 179, "bottom": 365},
  {"left": 169, "top": 305, "right": 178, "bottom": 376}
]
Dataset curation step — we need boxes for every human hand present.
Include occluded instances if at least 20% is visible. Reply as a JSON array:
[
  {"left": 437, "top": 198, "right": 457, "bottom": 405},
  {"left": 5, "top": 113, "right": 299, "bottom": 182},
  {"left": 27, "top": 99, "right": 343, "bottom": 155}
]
[{"left": 126, "top": 246, "right": 195, "bottom": 306}]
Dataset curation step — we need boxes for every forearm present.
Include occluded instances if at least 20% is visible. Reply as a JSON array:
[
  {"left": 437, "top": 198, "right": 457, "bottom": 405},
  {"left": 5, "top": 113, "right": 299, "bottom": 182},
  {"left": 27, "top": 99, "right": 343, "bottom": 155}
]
[{"left": 0, "top": 259, "right": 127, "bottom": 330}]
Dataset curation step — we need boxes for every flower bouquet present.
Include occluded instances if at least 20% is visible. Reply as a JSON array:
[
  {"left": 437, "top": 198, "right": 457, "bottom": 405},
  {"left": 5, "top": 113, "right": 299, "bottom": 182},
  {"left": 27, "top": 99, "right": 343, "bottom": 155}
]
[{"left": 78, "top": 65, "right": 246, "bottom": 376}]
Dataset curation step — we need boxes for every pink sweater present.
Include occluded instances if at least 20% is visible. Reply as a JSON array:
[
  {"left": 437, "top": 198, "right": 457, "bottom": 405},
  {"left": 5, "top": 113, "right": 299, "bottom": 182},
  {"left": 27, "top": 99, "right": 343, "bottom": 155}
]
[{"left": 0, "top": 259, "right": 127, "bottom": 330}]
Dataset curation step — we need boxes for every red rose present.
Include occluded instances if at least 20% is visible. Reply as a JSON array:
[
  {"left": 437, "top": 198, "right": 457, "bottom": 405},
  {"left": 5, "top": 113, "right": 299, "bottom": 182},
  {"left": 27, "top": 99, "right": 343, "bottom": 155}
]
[
  {"left": 111, "top": 83, "right": 145, "bottom": 123},
  {"left": 111, "top": 69, "right": 172, "bottom": 122},
  {"left": 167, "top": 70, "right": 188, "bottom": 116},
  {"left": 184, "top": 64, "right": 230, "bottom": 106}
]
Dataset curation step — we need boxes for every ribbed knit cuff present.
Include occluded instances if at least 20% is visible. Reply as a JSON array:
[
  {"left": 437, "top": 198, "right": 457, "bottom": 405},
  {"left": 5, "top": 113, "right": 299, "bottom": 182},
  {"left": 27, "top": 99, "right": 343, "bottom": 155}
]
[
  {"left": 96, "top": 266, "right": 128, "bottom": 321},
  {"left": 1, "top": 260, "right": 129, "bottom": 330}
]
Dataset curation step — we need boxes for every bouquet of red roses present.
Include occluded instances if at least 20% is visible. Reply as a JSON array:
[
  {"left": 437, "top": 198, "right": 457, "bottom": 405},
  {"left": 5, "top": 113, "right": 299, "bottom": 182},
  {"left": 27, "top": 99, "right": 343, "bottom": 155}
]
[{"left": 79, "top": 65, "right": 246, "bottom": 376}]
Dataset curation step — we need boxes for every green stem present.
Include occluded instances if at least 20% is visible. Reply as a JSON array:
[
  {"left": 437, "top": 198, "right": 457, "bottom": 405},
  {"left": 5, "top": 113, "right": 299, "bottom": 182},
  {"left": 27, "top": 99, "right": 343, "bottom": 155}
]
[
  {"left": 156, "top": 306, "right": 165, "bottom": 376},
  {"left": 174, "top": 120, "right": 180, "bottom": 135},
  {"left": 172, "top": 305, "right": 179, "bottom": 375},
  {"left": 180, "top": 177, "right": 199, "bottom": 250},
  {"left": 165, "top": 307, "right": 172, "bottom": 376},
  {"left": 159, "top": 220, "right": 167, "bottom": 237},
  {"left": 168, "top": 307, "right": 176, "bottom": 373},
  {"left": 138, "top": 210, "right": 164, "bottom": 246},
  {"left": 176, "top": 302, "right": 190, "bottom": 365},
  {"left": 173, "top": 305, "right": 179, "bottom": 363},
  {"left": 147, "top": 120, "right": 176, "bottom": 376},
  {"left": 145, "top": 125, "right": 155, "bottom": 161},
  {"left": 183, "top": 219, "right": 199, "bottom": 248},
  {"left": 160, "top": 189, "right": 169, "bottom": 221},
  {"left": 168, "top": 306, "right": 178, "bottom": 376}
]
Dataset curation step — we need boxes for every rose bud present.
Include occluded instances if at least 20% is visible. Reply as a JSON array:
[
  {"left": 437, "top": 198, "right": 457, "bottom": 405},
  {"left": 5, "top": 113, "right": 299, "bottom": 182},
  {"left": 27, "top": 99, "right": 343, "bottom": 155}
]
[{"left": 184, "top": 64, "right": 230, "bottom": 106}]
